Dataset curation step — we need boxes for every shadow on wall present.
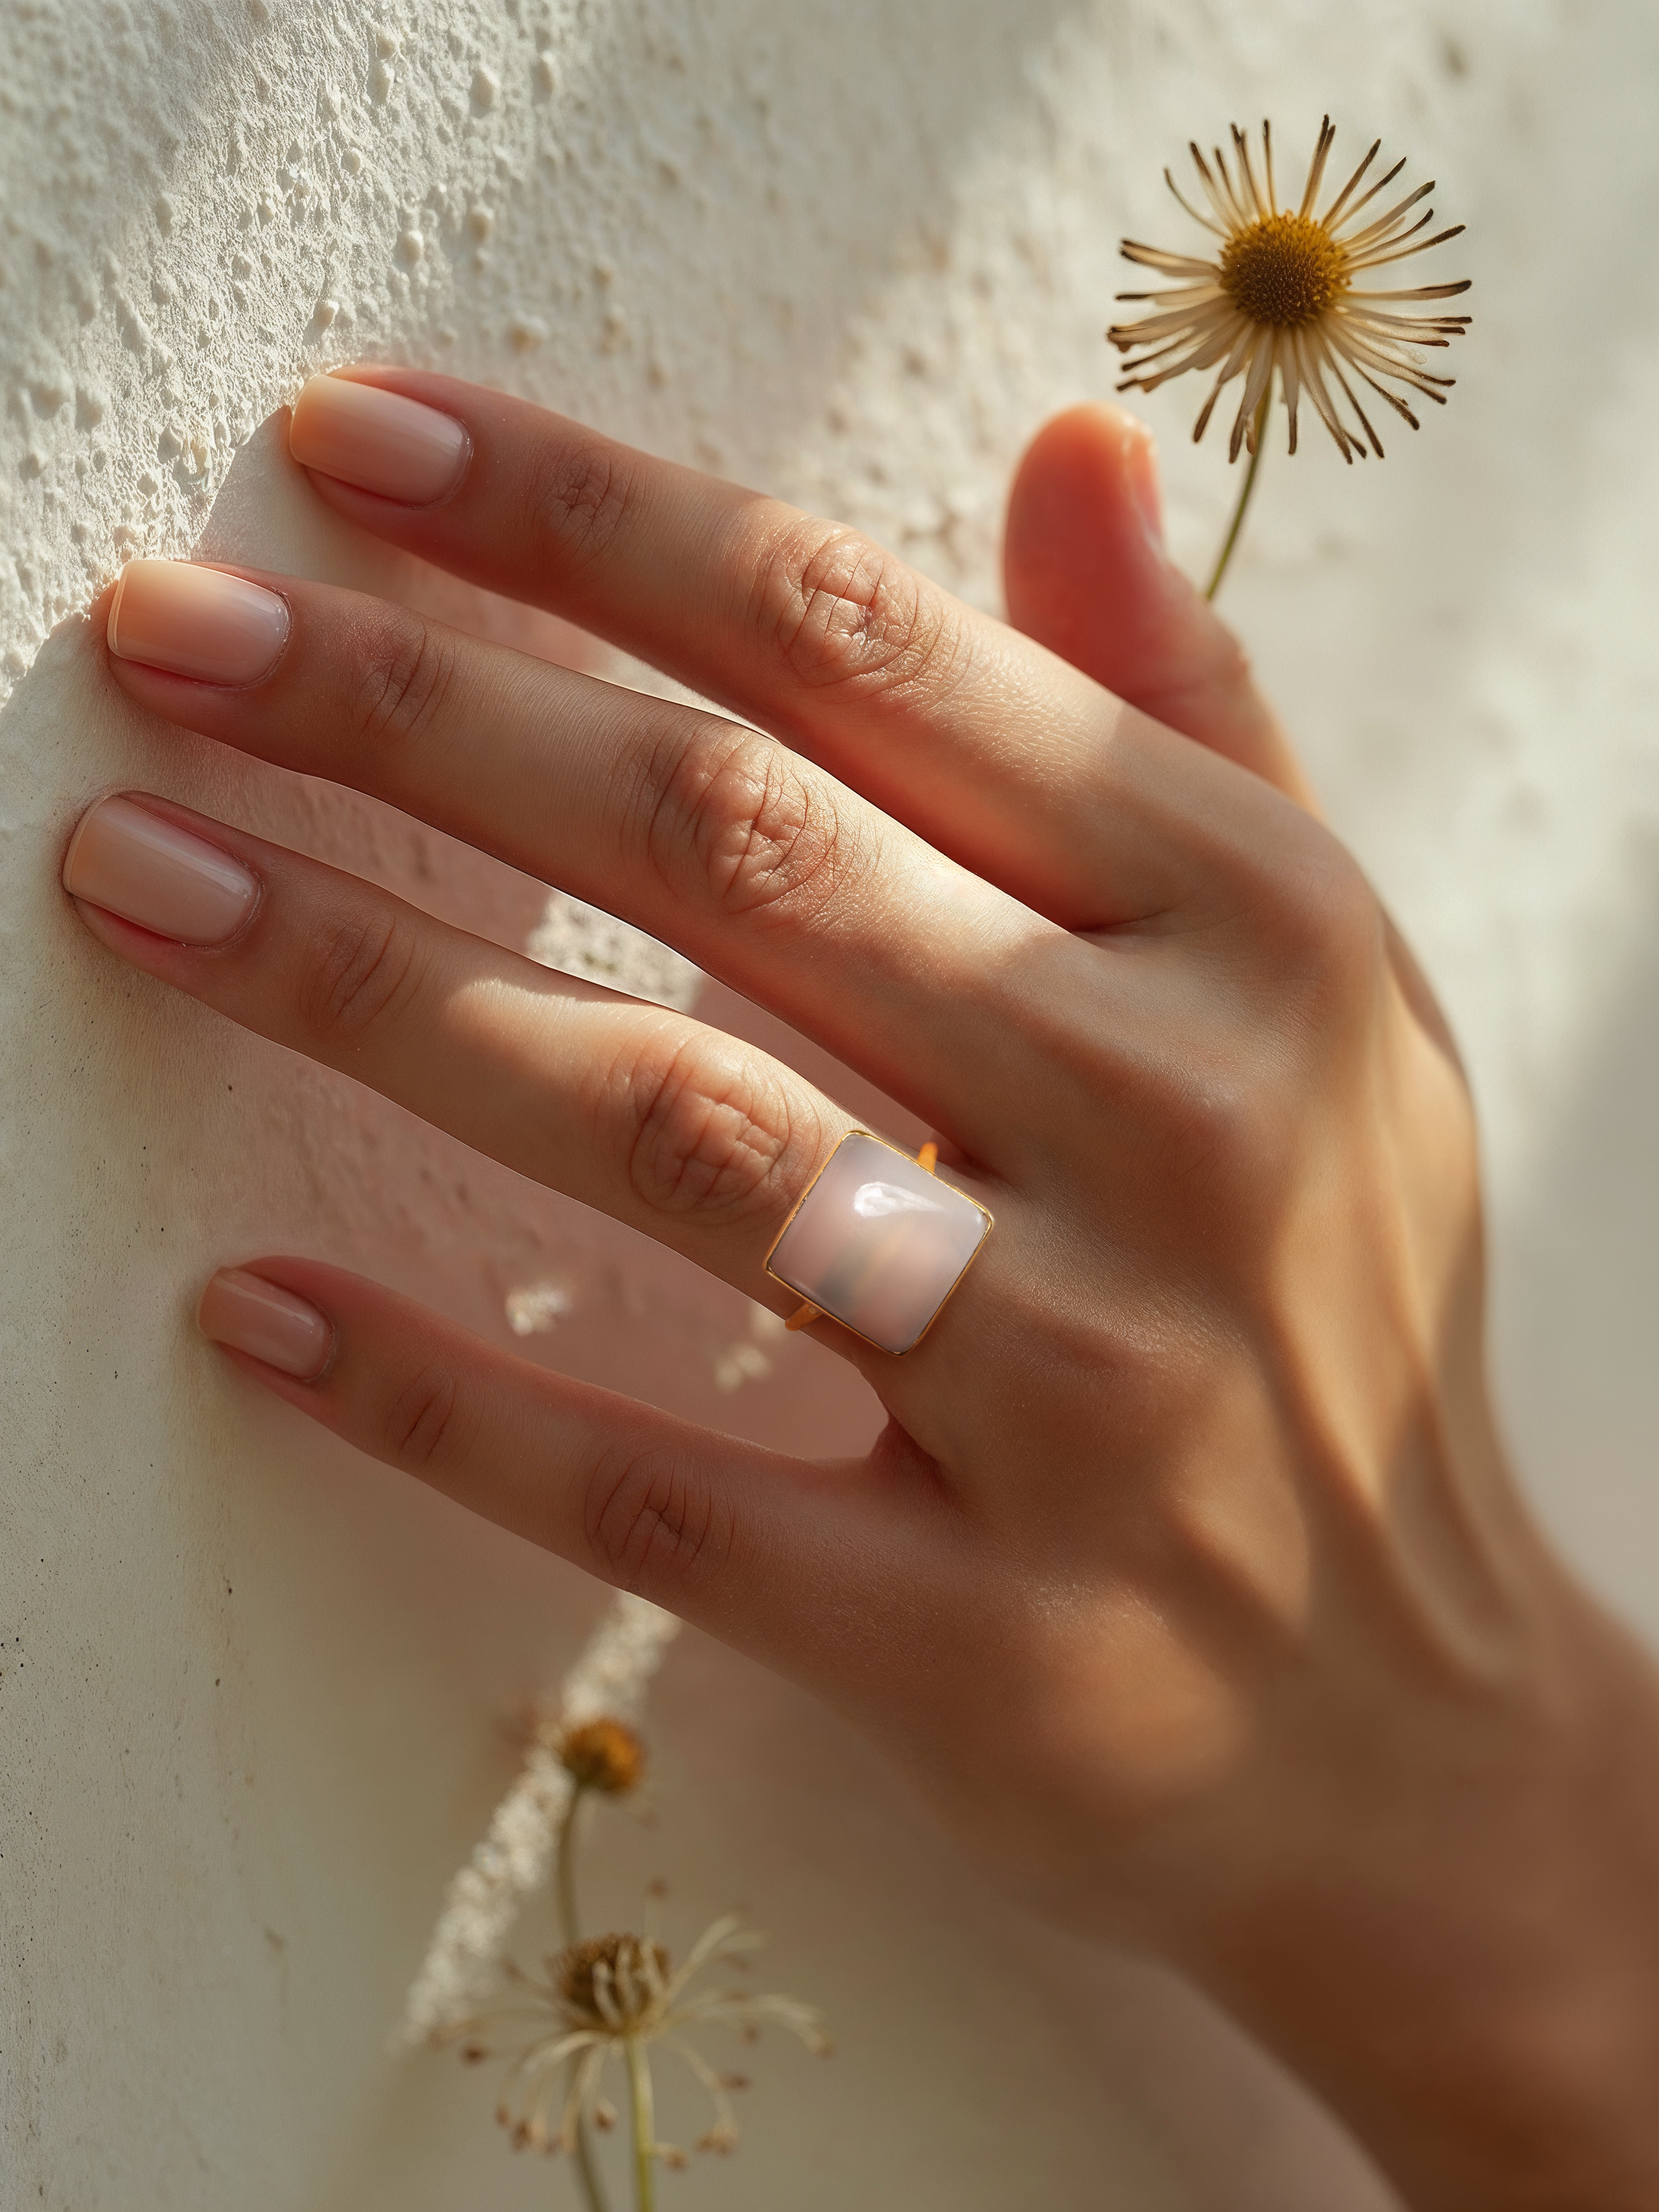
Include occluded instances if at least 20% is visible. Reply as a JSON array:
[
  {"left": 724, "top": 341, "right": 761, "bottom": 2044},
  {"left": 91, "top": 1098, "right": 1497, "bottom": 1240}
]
[
  {"left": 488, "top": 0, "right": 1101, "bottom": 462},
  {"left": 0, "top": 0, "right": 1104, "bottom": 672}
]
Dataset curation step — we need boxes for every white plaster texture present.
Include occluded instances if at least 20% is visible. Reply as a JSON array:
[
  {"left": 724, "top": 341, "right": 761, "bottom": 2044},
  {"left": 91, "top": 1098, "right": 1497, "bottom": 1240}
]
[{"left": 2, "top": 1, "right": 1656, "bottom": 2207}]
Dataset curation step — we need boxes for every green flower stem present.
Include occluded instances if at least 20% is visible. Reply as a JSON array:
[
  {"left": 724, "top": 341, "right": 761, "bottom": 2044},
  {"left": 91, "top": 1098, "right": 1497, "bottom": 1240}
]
[
  {"left": 570, "top": 2113, "right": 611, "bottom": 2212},
  {"left": 1204, "top": 390, "right": 1272, "bottom": 603},
  {"left": 626, "top": 2038, "right": 656, "bottom": 2212},
  {"left": 554, "top": 1783, "right": 611, "bottom": 2212}
]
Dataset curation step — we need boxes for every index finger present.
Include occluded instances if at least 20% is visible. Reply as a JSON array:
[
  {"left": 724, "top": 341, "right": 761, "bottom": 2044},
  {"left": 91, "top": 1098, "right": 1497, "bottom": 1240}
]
[{"left": 288, "top": 368, "right": 1198, "bottom": 929}]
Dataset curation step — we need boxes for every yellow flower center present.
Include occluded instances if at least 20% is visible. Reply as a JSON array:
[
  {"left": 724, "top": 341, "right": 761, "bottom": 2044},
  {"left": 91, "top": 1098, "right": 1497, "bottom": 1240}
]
[{"left": 1219, "top": 212, "right": 1347, "bottom": 328}]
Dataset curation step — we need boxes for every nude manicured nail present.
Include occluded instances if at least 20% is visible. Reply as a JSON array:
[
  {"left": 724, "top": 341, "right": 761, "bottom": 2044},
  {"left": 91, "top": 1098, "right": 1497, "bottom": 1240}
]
[
  {"left": 1125, "top": 422, "right": 1166, "bottom": 551},
  {"left": 62, "top": 795, "right": 260, "bottom": 945},
  {"left": 289, "top": 373, "right": 470, "bottom": 504},
  {"left": 199, "top": 1269, "right": 334, "bottom": 1381},
  {"left": 106, "top": 559, "right": 290, "bottom": 684}
]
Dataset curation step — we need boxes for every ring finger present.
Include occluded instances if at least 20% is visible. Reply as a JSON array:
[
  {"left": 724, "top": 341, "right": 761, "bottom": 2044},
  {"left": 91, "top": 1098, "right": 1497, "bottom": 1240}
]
[{"left": 60, "top": 792, "right": 1010, "bottom": 1340}]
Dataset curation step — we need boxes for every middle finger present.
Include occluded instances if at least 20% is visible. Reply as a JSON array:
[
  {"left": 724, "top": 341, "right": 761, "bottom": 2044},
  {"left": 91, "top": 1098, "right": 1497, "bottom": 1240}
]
[
  {"left": 287, "top": 369, "right": 1241, "bottom": 924},
  {"left": 103, "top": 562, "right": 1088, "bottom": 1147}
]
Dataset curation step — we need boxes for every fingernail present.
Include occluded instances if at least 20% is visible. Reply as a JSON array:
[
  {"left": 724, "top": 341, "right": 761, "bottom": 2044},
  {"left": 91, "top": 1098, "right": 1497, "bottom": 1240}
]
[
  {"left": 199, "top": 1268, "right": 334, "bottom": 1381},
  {"left": 289, "top": 373, "right": 470, "bottom": 504},
  {"left": 106, "top": 559, "right": 290, "bottom": 684},
  {"left": 1125, "top": 422, "right": 1167, "bottom": 552},
  {"left": 62, "top": 795, "right": 260, "bottom": 945}
]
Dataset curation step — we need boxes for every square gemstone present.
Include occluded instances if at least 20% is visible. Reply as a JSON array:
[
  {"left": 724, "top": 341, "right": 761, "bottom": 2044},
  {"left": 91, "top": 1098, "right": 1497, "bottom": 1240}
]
[{"left": 765, "top": 1130, "right": 992, "bottom": 1354}]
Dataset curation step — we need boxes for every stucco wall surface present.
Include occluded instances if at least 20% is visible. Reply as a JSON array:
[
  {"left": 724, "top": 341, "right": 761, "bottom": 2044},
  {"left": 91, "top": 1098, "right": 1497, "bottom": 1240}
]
[{"left": 2, "top": 1, "right": 1656, "bottom": 2207}]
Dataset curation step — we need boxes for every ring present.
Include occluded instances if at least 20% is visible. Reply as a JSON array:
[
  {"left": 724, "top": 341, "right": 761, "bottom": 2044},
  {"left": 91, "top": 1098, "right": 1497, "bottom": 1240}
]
[{"left": 765, "top": 1130, "right": 993, "bottom": 1355}]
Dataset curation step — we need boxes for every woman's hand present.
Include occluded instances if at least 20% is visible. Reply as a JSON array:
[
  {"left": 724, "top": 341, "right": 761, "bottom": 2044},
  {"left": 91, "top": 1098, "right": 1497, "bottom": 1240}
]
[{"left": 65, "top": 371, "right": 1659, "bottom": 2208}]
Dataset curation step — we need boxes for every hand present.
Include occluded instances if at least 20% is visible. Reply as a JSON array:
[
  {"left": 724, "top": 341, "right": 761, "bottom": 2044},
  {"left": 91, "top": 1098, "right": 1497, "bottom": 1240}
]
[{"left": 65, "top": 372, "right": 1659, "bottom": 2209}]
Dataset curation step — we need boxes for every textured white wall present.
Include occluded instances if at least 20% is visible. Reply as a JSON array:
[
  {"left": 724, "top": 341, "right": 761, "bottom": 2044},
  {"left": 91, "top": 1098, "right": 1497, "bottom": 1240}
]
[{"left": 3, "top": 1, "right": 1656, "bottom": 2206}]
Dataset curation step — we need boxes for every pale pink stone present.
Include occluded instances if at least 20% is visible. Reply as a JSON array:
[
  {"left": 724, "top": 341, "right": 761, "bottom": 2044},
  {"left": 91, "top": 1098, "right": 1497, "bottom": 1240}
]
[{"left": 766, "top": 1131, "right": 991, "bottom": 1355}]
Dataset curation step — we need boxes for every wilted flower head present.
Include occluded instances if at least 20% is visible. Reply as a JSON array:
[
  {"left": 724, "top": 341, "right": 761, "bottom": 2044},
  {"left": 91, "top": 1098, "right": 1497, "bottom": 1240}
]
[
  {"left": 1108, "top": 117, "right": 1471, "bottom": 463},
  {"left": 557, "top": 1931, "right": 669, "bottom": 2025},
  {"left": 556, "top": 1717, "right": 646, "bottom": 1796},
  {"left": 454, "top": 1913, "right": 829, "bottom": 2167}
]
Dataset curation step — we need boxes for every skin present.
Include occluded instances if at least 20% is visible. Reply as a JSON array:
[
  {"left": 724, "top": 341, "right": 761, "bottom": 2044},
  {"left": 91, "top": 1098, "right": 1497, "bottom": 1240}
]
[{"left": 71, "top": 373, "right": 1659, "bottom": 2209}]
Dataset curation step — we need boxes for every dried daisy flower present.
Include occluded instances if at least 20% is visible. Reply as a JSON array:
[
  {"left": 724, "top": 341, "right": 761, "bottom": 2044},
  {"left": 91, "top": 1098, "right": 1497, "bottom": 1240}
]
[
  {"left": 1108, "top": 117, "right": 1471, "bottom": 594},
  {"left": 397, "top": 1595, "right": 679, "bottom": 2047},
  {"left": 455, "top": 1915, "right": 829, "bottom": 2208},
  {"left": 556, "top": 1716, "right": 647, "bottom": 1797}
]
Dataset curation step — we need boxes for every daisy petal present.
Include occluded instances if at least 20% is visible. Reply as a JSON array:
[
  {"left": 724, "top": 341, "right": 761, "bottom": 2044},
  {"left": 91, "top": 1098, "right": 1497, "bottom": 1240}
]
[
  {"left": 1325, "top": 153, "right": 1408, "bottom": 234},
  {"left": 1313, "top": 128, "right": 1376, "bottom": 225},
  {"left": 1165, "top": 165, "right": 1229, "bottom": 236}
]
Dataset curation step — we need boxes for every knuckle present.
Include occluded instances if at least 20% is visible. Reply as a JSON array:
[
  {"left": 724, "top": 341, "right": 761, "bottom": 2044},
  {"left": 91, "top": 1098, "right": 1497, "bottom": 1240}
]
[
  {"left": 608, "top": 1026, "right": 810, "bottom": 1225},
  {"left": 298, "top": 905, "right": 427, "bottom": 1047},
  {"left": 642, "top": 720, "right": 857, "bottom": 925},
  {"left": 382, "top": 1358, "right": 473, "bottom": 1471},
  {"left": 522, "top": 433, "right": 638, "bottom": 573},
  {"left": 584, "top": 1442, "right": 734, "bottom": 1589},
  {"left": 348, "top": 610, "right": 458, "bottom": 752},
  {"left": 1261, "top": 837, "right": 1385, "bottom": 1019},
  {"left": 1159, "top": 1058, "right": 1293, "bottom": 1201},
  {"left": 1200, "top": 811, "right": 1385, "bottom": 1033},
  {"left": 748, "top": 517, "right": 969, "bottom": 707},
  {"left": 1098, "top": 881, "right": 1383, "bottom": 1226}
]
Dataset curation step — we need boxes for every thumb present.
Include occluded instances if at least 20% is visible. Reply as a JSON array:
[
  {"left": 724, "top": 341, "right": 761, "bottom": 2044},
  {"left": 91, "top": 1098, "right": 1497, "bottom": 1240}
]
[{"left": 1003, "top": 404, "right": 1313, "bottom": 806}]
